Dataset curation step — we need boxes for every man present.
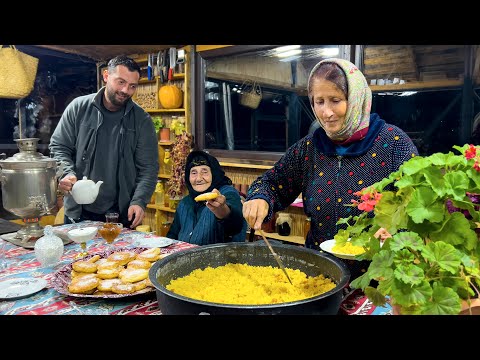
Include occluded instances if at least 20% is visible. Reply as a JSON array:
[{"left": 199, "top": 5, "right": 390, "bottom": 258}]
[{"left": 50, "top": 55, "right": 159, "bottom": 228}]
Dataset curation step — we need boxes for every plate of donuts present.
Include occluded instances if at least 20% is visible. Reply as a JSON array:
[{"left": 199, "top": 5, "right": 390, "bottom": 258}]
[{"left": 51, "top": 247, "right": 161, "bottom": 299}]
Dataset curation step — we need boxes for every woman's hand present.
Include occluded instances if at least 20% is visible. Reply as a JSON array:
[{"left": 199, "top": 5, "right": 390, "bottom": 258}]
[
  {"left": 205, "top": 189, "right": 230, "bottom": 220},
  {"left": 242, "top": 199, "right": 269, "bottom": 230},
  {"left": 374, "top": 227, "right": 392, "bottom": 241}
]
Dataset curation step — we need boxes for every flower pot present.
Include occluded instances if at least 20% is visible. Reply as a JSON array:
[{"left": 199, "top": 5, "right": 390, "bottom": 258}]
[
  {"left": 159, "top": 128, "right": 171, "bottom": 142},
  {"left": 390, "top": 298, "right": 480, "bottom": 315},
  {"left": 459, "top": 298, "right": 480, "bottom": 315}
]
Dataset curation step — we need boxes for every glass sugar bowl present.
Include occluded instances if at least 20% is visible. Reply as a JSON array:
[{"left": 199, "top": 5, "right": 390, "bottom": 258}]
[{"left": 34, "top": 225, "right": 64, "bottom": 267}]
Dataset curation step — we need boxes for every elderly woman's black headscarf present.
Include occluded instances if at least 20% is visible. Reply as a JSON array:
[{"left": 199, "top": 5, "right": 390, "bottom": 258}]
[{"left": 185, "top": 150, "right": 233, "bottom": 201}]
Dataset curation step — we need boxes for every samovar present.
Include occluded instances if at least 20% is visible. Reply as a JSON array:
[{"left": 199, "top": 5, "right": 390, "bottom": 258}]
[{"left": 0, "top": 138, "right": 62, "bottom": 242}]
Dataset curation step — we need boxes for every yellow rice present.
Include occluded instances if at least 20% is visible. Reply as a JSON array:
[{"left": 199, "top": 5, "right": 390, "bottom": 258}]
[
  {"left": 166, "top": 263, "right": 336, "bottom": 305},
  {"left": 332, "top": 241, "right": 365, "bottom": 255}
]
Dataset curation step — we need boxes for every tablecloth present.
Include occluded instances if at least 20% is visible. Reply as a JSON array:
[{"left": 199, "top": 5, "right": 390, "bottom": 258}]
[{"left": 0, "top": 221, "right": 391, "bottom": 315}]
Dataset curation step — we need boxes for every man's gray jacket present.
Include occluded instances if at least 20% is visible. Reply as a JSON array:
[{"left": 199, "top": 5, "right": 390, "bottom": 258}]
[{"left": 49, "top": 87, "right": 159, "bottom": 223}]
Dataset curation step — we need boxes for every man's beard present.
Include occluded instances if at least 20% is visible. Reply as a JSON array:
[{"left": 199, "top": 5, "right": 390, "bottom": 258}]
[{"left": 106, "top": 87, "right": 129, "bottom": 107}]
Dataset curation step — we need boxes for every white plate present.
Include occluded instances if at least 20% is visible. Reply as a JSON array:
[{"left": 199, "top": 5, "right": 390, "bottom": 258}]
[
  {"left": 132, "top": 236, "right": 175, "bottom": 248},
  {"left": 320, "top": 239, "right": 364, "bottom": 260},
  {"left": 0, "top": 277, "right": 48, "bottom": 300}
]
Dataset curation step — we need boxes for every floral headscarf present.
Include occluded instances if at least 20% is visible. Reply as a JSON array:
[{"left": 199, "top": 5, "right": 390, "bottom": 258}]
[{"left": 308, "top": 58, "right": 372, "bottom": 142}]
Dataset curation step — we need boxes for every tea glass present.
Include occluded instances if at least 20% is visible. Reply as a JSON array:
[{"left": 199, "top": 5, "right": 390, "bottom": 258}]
[
  {"left": 98, "top": 222, "right": 123, "bottom": 250},
  {"left": 105, "top": 212, "right": 119, "bottom": 223}
]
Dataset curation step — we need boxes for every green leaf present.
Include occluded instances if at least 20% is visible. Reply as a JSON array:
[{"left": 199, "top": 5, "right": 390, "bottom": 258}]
[
  {"left": 350, "top": 272, "right": 371, "bottom": 290},
  {"left": 421, "top": 241, "right": 462, "bottom": 274},
  {"left": 423, "top": 284, "right": 461, "bottom": 315},
  {"left": 390, "top": 279, "right": 432, "bottom": 307},
  {"left": 430, "top": 212, "right": 478, "bottom": 250},
  {"left": 364, "top": 286, "right": 387, "bottom": 306},
  {"left": 390, "top": 231, "right": 424, "bottom": 252},
  {"left": 374, "top": 191, "right": 408, "bottom": 233},
  {"left": 368, "top": 250, "right": 394, "bottom": 279},
  {"left": 406, "top": 187, "right": 445, "bottom": 223},
  {"left": 444, "top": 171, "right": 470, "bottom": 201},
  {"left": 394, "top": 263, "right": 425, "bottom": 285},
  {"left": 401, "top": 156, "right": 429, "bottom": 176},
  {"left": 422, "top": 166, "right": 447, "bottom": 197}
]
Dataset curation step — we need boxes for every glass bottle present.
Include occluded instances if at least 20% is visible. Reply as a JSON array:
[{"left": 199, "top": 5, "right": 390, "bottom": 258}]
[
  {"left": 160, "top": 221, "right": 171, "bottom": 237},
  {"left": 155, "top": 180, "right": 165, "bottom": 206},
  {"left": 304, "top": 216, "right": 311, "bottom": 239},
  {"left": 163, "top": 148, "right": 172, "bottom": 175}
]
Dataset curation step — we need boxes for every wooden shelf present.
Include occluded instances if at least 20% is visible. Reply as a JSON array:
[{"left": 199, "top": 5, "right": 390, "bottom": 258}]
[
  {"left": 220, "top": 162, "right": 273, "bottom": 170},
  {"left": 250, "top": 230, "right": 305, "bottom": 245},
  {"left": 370, "top": 79, "right": 462, "bottom": 92},
  {"left": 139, "top": 74, "right": 185, "bottom": 84},
  {"left": 147, "top": 204, "right": 176, "bottom": 213},
  {"left": 146, "top": 108, "right": 186, "bottom": 113}
]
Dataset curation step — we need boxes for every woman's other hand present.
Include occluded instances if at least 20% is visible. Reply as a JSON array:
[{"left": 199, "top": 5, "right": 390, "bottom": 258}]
[
  {"left": 242, "top": 199, "right": 269, "bottom": 230},
  {"left": 205, "top": 189, "right": 230, "bottom": 220}
]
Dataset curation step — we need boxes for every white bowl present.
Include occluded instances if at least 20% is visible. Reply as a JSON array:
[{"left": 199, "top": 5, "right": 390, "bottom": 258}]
[{"left": 67, "top": 226, "right": 98, "bottom": 244}]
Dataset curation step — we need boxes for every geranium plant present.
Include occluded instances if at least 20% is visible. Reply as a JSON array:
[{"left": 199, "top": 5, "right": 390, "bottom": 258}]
[{"left": 335, "top": 144, "right": 480, "bottom": 315}]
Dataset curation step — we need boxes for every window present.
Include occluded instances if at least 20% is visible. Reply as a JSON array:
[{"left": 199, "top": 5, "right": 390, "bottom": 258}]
[{"left": 195, "top": 45, "right": 349, "bottom": 161}]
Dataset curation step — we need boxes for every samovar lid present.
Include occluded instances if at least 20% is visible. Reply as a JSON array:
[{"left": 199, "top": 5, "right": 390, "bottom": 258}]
[{"left": 0, "top": 138, "right": 57, "bottom": 169}]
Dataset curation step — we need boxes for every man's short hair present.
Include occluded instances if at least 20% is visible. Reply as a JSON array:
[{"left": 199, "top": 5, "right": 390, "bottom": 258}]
[{"left": 107, "top": 55, "right": 141, "bottom": 74}]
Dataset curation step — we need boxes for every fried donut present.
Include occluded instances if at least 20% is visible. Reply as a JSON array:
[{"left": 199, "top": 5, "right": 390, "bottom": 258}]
[
  {"left": 97, "top": 278, "right": 124, "bottom": 292},
  {"left": 127, "top": 259, "right": 152, "bottom": 270},
  {"left": 132, "top": 279, "right": 149, "bottom": 292},
  {"left": 72, "top": 260, "right": 98, "bottom": 273},
  {"left": 194, "top": 192, "right": 219, "bottom": 202},
  {"left": 111, "top": 282, "right": 136, "bottom": 294},
  {"left": 88, "top": 255, "right": 101, "bottom": 263},
  {"left": 136, "top": 247, "right": 161, "bottom": 262},
  {"left": 71, "top": 271, "right": 98, "bottom": 280},
  {"left": 108, "top": 251, "right": 137, "bottom": 266},
  {"left": 97, "top": 260, "right": 121, "bottom": 271},
  {"left": 68, "top": 276, "right": 99, "bottom": 294},
  {"left": 97, "top": 266, "right": 123, "bottom": 279},
  {"left": 119, "top": 268, "right": 149, "bottom": 283}
]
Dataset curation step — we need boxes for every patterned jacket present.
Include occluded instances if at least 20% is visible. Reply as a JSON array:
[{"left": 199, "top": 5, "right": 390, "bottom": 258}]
[{"left": 246, "top": 114, "right": 419, "bottom": 250}]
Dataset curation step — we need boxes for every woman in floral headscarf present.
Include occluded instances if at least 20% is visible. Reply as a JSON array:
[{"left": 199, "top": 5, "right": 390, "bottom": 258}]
[
  {"left": 243, "top": 58, "right": 419, "bottom": 280},
  {"left": 167, "top": 150, "right": 247, "bottom": 245}
]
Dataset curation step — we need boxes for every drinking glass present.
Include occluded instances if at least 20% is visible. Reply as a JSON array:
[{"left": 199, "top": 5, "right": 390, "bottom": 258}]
[
  {"left": 98, "top": 222, "right": 123, "bottom": 251},
  {"left": 105, "top": 212, "right": 119, "bottom": 223}
]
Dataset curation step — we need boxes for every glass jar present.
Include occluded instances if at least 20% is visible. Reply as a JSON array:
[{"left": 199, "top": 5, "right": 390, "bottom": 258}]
[
  {"left": 304, "top": 216, "right": 311, "bottom": 239},
  {"left": 160, "top": 221, "right": 171, "bottom": 237}
]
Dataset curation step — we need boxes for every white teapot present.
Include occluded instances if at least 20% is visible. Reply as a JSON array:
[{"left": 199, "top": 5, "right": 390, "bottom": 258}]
[{"left": 70, "top": 176, "right": 103, "bottom": 204}]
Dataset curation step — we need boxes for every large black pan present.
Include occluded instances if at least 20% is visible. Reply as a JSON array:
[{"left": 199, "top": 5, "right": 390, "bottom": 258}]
[{"left": 149, "top": 242, "right": 350, "bottom": 315}]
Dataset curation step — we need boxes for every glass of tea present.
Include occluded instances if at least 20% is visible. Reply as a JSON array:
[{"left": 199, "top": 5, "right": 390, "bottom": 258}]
[{"left": 98, "top": 222, "right": 123, "bottom": 250}]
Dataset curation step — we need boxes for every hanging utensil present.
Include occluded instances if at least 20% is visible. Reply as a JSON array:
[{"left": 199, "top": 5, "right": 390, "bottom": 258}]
[
  {"left": 156, "top": 51, "right": 161, "bottom": 79},
  {"left": 147, "top": 53, "right": 153, "bottom": 80},
  {"left": 258, "top": 229, "right": 293, "bottom": 285},
  {"left": 159, "top": 50, "right": 166, "bottom": 83},
  {"left": 168, "top": 47, "right": 176, "bottom": 81}
]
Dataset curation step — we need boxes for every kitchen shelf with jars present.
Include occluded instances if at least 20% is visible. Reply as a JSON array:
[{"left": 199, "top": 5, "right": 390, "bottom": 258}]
[{"left": 134, "top": 46, "right": 192, "bottom": 235}]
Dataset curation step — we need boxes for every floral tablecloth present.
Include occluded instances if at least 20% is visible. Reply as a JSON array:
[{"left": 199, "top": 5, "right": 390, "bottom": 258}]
[
  {"left": 0, "top": 221, "right": 195, "bottom": 315},
  {"left": 0, "top": 221, "right": 391, "bottom": 315}
]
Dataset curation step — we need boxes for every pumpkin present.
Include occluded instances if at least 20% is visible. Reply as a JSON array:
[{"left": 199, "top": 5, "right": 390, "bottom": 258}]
[{"left": 159, "top": 85, "right": 183, "bottom": 109}]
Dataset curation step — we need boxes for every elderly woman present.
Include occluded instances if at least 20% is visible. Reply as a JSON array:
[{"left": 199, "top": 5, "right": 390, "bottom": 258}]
[
  {"left": 243, "top": 58, "right": 419, "bottom": 279},
  {"left": 166, "top": 150, "right": 247, "bottom": 245}
]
